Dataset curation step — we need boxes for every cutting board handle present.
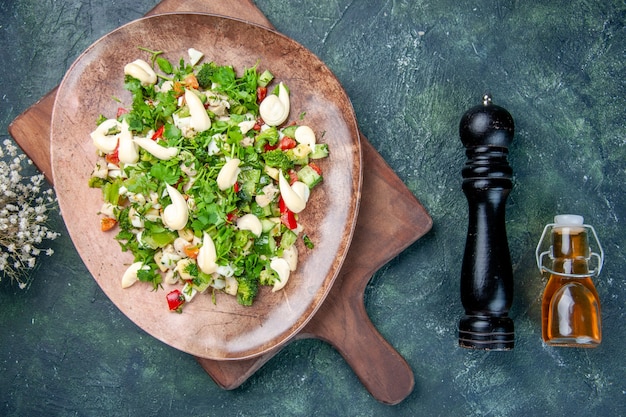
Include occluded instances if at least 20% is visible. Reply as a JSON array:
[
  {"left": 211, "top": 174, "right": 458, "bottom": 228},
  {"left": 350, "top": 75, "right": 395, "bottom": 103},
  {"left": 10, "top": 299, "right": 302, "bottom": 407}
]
[
  {"left": 335, "top": 313, "right": 414, "bottom": 406},
  {"left": 299, "top": 265, "right": 414, "bottom": 405}
]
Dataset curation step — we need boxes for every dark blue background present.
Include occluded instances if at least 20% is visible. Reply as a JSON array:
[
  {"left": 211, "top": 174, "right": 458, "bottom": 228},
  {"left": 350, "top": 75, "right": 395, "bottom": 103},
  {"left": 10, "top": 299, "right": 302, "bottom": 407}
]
[{"left": 1, "top": 1, "right": 625, "bottom": 415}]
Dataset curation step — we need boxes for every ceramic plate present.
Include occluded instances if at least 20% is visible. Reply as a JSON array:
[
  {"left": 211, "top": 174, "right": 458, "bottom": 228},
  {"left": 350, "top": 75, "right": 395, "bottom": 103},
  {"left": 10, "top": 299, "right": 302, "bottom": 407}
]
[{"left": 50, "top": 13, "right": 361, "bottom": 360}]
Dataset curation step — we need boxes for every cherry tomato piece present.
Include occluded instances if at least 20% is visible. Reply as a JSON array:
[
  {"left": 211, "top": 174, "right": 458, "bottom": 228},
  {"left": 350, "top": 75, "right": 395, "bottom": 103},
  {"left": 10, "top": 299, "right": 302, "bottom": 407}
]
[
  {"left": 257, "top": 86, "right": 267, "bottom": 102},
  {"left": 279, "top": 136, "right": 297, "bottom": 150},
  {"left": 166, "top": 289, "right": 186, "bottom": 312}
]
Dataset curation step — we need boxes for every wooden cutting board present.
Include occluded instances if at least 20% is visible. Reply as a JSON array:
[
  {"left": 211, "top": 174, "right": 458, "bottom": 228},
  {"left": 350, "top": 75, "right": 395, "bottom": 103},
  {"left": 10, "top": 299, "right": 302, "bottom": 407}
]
[{"left": 8, "top": 0, "right": 432, "bottom": 405}]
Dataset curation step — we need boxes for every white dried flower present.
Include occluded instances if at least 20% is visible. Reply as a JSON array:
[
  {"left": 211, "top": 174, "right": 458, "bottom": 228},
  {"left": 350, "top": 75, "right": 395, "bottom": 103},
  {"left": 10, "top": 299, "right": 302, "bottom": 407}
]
[{"left": 0, "top": 139, "right": 59, "bottom": 289}]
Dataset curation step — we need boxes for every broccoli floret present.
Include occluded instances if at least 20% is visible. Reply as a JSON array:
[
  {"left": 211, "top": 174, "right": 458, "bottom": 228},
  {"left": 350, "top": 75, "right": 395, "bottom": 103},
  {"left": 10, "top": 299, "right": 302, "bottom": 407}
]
[
  {"left": 254, "top": 127, "right": 279, "bottom": 153},
  {"left": 196, "top": 62, "right": 238, "bottom": 91},
  {"left": 259, "top": 268, "right": 278, "bottom": 286},
  {"left": 256, "top": 126, "right": 279, "bottom": 146},
  {"left": 196, "top": 62, "right": 217, "bottom": 89},
  {"left": 262, "top": 149, "right": 293, "bottom": 171},
  {"left": 236, "top": 275, "right": 259, "bottom": 306},
  {"left": 88, "top": 176, "right": 107, "bottom": 188}
]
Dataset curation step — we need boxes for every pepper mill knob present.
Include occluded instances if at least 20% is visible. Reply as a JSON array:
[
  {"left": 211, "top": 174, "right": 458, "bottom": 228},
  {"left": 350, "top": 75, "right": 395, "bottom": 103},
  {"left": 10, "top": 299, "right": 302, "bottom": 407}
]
[
  {"left": 460, "top": 94, "right": 514, "bottom": 148},
  {"left": 458, "top": 94, "right": 515, "bottom": 350}
]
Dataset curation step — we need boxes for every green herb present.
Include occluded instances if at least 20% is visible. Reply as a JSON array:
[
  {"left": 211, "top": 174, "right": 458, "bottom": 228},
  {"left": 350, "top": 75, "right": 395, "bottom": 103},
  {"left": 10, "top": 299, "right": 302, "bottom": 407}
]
[
  {"left": 302, "top": 234, "right": 315, "bottom": 249},
  {"left": 156, "top": 56, "right": 173, "bottom": 74}
]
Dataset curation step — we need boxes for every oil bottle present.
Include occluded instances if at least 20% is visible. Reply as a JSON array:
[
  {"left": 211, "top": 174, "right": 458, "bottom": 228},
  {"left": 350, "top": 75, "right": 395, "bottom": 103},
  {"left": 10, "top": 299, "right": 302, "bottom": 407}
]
[{"left": 535, "top": 214, "right": 604, "bottom": 347}]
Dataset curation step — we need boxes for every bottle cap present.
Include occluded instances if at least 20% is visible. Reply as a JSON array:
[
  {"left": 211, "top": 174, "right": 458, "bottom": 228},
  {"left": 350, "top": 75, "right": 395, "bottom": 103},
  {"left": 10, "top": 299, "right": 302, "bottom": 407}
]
[{"left": 554, "top": 214, "right": 584, "bottom": 226}]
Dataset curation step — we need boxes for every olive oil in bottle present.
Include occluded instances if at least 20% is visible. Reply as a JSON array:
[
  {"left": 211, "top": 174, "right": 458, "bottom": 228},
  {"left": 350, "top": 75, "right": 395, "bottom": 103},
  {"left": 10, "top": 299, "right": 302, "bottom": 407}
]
[{"left": 536, "top": 215, "right": 604, "bottom": 347}]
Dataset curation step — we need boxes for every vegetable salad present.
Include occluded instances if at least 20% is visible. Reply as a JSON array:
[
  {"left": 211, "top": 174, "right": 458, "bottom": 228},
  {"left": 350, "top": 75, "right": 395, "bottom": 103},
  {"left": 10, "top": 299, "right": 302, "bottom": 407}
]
[{"left": 88, "top": 48, "right": 329, "bottom": 312}]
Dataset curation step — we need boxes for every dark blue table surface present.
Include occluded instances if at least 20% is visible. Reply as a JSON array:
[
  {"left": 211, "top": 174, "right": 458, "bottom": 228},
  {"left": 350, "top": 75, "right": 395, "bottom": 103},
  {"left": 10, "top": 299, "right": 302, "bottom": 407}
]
[{"left": 1, "top": 1, "right": 625, "bottom": 415}]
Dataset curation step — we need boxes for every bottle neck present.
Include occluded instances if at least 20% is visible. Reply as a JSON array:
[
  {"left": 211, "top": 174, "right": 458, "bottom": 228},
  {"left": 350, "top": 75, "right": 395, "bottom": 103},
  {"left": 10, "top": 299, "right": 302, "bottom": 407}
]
[{"left": 551, "top": 227, "right": 591, "bottom": 276}]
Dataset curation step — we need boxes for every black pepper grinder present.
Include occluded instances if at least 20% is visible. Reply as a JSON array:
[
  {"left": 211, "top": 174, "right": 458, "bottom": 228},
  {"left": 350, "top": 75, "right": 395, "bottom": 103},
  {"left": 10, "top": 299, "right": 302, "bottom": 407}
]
[{"left": 458, "top": 94, "right": 515, "bottom": 350}]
